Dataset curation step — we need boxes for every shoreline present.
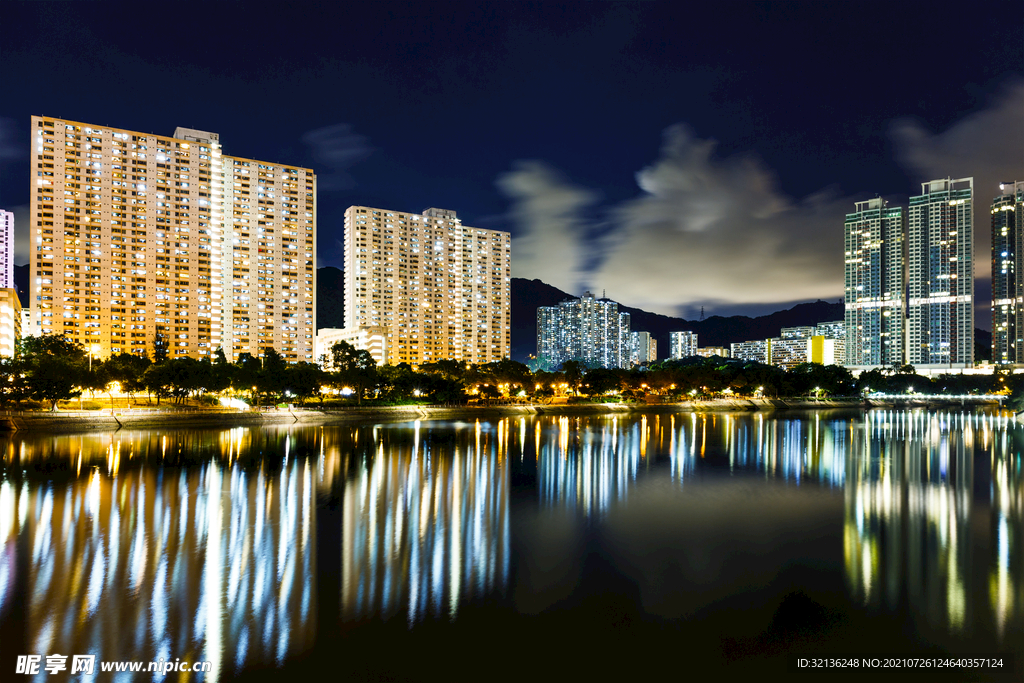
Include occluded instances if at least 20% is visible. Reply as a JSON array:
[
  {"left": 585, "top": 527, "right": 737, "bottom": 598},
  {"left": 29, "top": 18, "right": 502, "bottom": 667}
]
[{"left": 0, "top": 397, "right": 1005, "bottom": 434}]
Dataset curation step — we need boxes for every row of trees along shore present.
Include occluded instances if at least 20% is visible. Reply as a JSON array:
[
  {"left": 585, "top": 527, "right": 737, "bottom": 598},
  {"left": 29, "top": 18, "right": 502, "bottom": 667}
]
[{"left": 0, "top": 335, "right": 1015, "bottom": 411}]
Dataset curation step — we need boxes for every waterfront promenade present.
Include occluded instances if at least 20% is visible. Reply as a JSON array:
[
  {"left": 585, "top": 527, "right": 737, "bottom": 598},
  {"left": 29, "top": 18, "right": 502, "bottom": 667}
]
[{"left": 0, "top": 395, "right": 1004, "bottom": 433}]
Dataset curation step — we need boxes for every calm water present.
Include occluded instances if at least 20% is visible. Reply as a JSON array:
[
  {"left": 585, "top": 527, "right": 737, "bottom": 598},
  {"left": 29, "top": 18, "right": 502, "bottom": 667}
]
[{"left": 0, "top": 410, "right": 1021, "bottom": 681}]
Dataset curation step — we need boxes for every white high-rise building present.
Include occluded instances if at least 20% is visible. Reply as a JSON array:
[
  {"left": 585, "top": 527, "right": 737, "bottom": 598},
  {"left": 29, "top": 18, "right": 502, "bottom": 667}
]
[
  {"left": 536, "top": 291, "right": 630, "bottom": 369},
  {"left": 630, "top": 330, "right": 656, "bottom": 365},
  {"left": 844, "top": 197, "right": 905, "bottom": 368},
  {"left": 0, "top": 210, "right": 13, "bottom": 289},
  {"left": 668, "top": 330, "right": 698, "bottom": 359},
  {"left": 906, "top": 177, "right": 974, "bottom": 369},
  {"left": 991, "top": 181, "right": 1024, "bottom": 365}
]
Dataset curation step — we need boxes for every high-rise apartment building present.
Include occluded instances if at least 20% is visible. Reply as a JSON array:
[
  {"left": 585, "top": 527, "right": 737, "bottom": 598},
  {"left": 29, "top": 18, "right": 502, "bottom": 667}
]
[
  {"left": 536, "top": 291, "right": 631, "bottom": 369},
  {"left": 30, "top": 117, "right": 316, "bottom": 362},
  {"left": 668, "top": 330, "right": 698, "bottom": 359},
  {"left": 630, "top": 330, "right": 656, "bottom": 365},
  {"left": 844, "top": 197, "right": 905, "bottom": 368},
  {"left": 342, "top": 206, "right": 510, "bottom": 365},
  {"left": 0, "top": 210, "right": 13, "bottom": 289},
  {"left": 991, "top": 181, "right": 1024, "bottom": 365},
  {"left": 907, "top": 177, "right": 974, "bottom": 368}
]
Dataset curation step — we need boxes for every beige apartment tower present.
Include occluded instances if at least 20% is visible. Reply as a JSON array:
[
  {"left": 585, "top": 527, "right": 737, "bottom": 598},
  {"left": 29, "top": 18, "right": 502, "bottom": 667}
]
[
  {"left": 343, "top": 206, "right": 510, "bottom": 365},
  {"left": 30, "top": 116, "right": 316, "bottom": 362}
]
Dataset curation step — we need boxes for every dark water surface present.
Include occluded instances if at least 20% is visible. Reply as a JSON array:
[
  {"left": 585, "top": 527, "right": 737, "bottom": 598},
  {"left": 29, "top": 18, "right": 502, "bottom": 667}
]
[{"left": 0, "top": 410, "right": 1021, "bottom": 681}]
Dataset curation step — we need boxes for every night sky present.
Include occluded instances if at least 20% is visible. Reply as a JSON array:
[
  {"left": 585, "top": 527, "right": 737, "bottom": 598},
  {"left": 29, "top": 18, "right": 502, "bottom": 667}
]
[{"left": 1, "top": 1, "right": 1021, "bottom": 324}]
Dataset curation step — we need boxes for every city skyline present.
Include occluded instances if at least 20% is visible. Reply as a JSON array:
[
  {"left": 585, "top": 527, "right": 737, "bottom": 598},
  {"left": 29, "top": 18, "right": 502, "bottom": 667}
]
[{"left": 0, "top": 3, "right": 1020, "bottom": 323}]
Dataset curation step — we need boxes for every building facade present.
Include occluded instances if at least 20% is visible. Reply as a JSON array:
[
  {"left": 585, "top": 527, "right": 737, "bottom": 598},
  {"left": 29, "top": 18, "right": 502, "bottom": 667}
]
[
  {"left": 844, "top": 197, "right": 906, "bottom": 368},
  {"left": 315, "top": 326, "right": 388, "bottom": 367},
  {"left": 695, "top": 346, "right": 730, "bottom": 358},
  {"left": 668, "top": 330, "right": 698, "bottom": 359},
  {"left": 630, "top": 330, "right": 656, "bottom": 365},
  {"left": 906, "top": 178, "right": 974, "bottom": 369},
  {"left": 343, "top": 206, "right": 510, "bottom": 365},
  {"left": 0, "top": 288, "right": 21, "bottom": 358},
  {"left": 991, "top": 181, "right": 1024, "bottom": 365},
  {"left": 0, "top": 210, "right": 13, "bottom": 289},
  {"left": 536, "top": 291, "right": 631, "bottom": 369},
  {"left": 29, "top": 117, "right": 316, "bottom": 362}
]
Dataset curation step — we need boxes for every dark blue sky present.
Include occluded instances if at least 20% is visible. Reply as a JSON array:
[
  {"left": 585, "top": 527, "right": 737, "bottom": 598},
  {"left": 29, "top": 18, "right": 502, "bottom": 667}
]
[{"left": 1, "top": 1, "right": 1021, "bottom": 319}]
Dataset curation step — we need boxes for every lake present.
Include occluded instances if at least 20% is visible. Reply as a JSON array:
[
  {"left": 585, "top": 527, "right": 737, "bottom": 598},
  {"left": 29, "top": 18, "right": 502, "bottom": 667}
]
[{"left": 0, "top": 410, "right": 1020, "bottom": 681}]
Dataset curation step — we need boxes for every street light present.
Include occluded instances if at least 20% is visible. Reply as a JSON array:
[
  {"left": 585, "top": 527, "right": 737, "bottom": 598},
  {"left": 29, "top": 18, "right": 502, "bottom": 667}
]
[{"left": 89, "top": 344, "right": 101, "bottom": 372}]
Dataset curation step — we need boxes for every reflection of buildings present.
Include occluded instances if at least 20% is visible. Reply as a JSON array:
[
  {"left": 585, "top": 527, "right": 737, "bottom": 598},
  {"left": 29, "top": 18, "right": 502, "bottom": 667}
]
[
  {"left": 538, "top": 416, "right": 640, "bottom": 515},
  {"left": 844, "top": 411, "right": 1024, "bottom": 641},
  {"left": 0, "top": 431, "right": 317, "bottom": 680},
  {"left": 341, "top": 421, "right": 509, "bottom": 623}
]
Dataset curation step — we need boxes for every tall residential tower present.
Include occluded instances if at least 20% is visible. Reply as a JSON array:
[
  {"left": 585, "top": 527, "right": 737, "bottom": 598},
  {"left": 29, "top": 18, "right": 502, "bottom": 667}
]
[
  {"left": 906, "top": 177, "right": 974, "bottom": 369},
  {"left": 342, "top": 206, "right": 510, "bottom": 365},
  {"left": 991, "top": 181, "right": 1024, "bottom": 365},
  {"left": 844, "top": 197, "right": 905, "bottom": 367},
  {"left": 536, "top": 291, "right": 630, "bottom": 369},
  {"left": 30, "top": 116, "right": 316, "bottom": 361}
]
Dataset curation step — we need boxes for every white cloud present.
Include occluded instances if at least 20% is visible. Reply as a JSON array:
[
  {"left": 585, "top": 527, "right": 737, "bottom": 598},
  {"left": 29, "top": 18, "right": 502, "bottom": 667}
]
[
  {"left": 588, "top": 125, "right": 846, "bottom": 314},
  {"left": 498, "top": 161, "right": 598, "bottom": 295}
]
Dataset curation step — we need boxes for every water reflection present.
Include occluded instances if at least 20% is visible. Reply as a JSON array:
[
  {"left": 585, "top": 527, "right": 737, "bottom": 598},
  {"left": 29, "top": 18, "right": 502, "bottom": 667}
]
[
  {"left": 340, "top": 420, "right": 510, "bottom": 625},
  {"left": 842, "top": 411, "right": 1024, "bottom": 642},
  {"left": 0, "top": 410, "right": 1020, "bottom": 677},
  {"left": 0, "top": 431, "right": 317, "bottom": 681}
]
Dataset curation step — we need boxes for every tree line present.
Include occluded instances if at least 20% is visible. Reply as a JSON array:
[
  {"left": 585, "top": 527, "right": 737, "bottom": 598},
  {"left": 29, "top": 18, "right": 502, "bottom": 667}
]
[{"left": 0, "top": 336, "right": 1012, "bottom": 411}]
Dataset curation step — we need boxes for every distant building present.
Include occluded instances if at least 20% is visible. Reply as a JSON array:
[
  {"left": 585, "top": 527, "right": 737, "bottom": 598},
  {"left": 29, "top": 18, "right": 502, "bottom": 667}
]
[
  {"left": 315, "top": 326, "right": 388, "bottom": 367},
  {"left": 695, "top": 346, "right": 730, "bottom": 358},
  {"left": 668, "top": 331, "right": 698, "bottom": 359},
  {"left": 781, "top": 326, "right": 815, "bottom": 339},
  {"left": 536, "top": 291, "right": 631, "bottom": 369},
  {"left": 770, "top": 337, "right": 809, "bottom": 369},
  {"left": 907, "top": 177, "right": 974, "bottom": 369},
  {"left": 992, "top": 181, "right": 1024, "bottom": 365},
  {"left": 630, "top": 331, "right": 656, "bottom": 365},
  {"left": 0, "top": 210, "right": 13, "bottom": 289},
  {"left": 844, "top": 197, "right": 905, "bottom": 368},
  {"left": 731, "top": 339, "right": 771, "bottom": 364},
  {"left": 731, "top": 320, "right": 846, "bottom": 369},
  {"left": 813, "top": 320, "right": 846, "bottom": 340}
]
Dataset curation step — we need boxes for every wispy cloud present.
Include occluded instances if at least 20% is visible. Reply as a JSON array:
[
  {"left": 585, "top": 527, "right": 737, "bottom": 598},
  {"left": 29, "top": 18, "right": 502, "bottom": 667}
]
[
  {"left": 498, "top": 161, "right": 598, "bottom": 295},
  {"left": 301, "top": 123, "right": 372, "bottom": 191}
]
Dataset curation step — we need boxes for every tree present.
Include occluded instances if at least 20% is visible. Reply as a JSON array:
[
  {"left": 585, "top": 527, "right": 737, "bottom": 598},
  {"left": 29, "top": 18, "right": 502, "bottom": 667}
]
[
  {"left": 284, "top": 362, "right": 327, "bottom": 405},
  {"left": 20, "top": 335, "right": 87, "bottom": 410},
  {"left": 104, "top": 353, "right": 152, "bottom": 402},
  {"left": 561, "top": 360, "right": 585, "bottom": 396},
  {"left": 330, "top": 341, "right": 378, "bottom": 405}
]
